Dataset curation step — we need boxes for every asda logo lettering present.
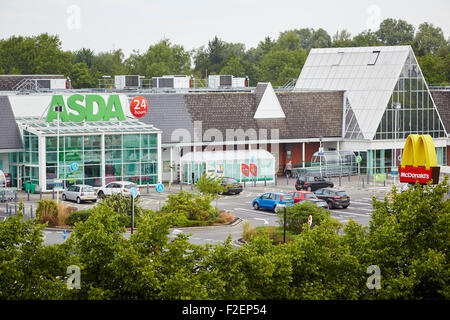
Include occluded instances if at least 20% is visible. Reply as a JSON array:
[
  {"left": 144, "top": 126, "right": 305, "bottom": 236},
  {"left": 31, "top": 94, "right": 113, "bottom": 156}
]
[{"left": 46, "top": 94, "right": 126, "bottom": 122}]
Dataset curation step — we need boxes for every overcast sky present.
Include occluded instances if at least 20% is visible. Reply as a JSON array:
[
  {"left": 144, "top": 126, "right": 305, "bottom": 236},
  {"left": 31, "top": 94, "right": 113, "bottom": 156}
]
[{"left": 1, "top": 0, "right": 449, "bottom": 57}]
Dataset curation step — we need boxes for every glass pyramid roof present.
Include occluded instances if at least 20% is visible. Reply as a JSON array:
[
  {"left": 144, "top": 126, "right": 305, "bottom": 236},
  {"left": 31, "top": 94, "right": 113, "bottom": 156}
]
[{"left": 294, "top": 46, "right": 411, "bottom": 139}]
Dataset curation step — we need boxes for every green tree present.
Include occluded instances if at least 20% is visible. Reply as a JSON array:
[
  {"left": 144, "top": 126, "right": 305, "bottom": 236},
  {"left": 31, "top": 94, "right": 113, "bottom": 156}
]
[
  {"left": 344, "top": 179, "right": 450, "bottom": 299},
  {"left": 220, "top": 56, "right": 246, "bottom": 77},
  {"left": 0, "top": 205, "right": 72, "bottom": 299},
  {"left": 72, "top": 48, "right": 95, "bottom": 68},
  {"left": 0, "top": 33, "right": 72, "bottom": 75},
  {"left": 376, "top": 18, "right": 415, "bottom": 45},
  {"left": 417, "top": 54, "right": 447, "bottom": 84},
  {"left": 413, "top": 22, "right": 447, "bottom": 55},
  {"left": 259, "top": 49, "right": 307, "bottom": 86},
  {"left": 352, "top": 30, "right": 384, "bottom": 47},
  {"left": 332, "top": 30, "right": 354, "bottom": 47},
  {"left": 310, "top": 28, "right": 332, "bottom": 48},
  {"left": 69, "top": 62, "right": 97, "bottom": 88}
]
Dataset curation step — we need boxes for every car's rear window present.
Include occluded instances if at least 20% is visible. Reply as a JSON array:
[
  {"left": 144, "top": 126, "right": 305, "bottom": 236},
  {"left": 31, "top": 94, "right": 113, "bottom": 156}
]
[
  {"left": 304, "top": 193, "right": 316, "bottom": 199},
  {"left": 336, "top": 191, "right": 347, "bottom": 197},
  {"left": 82, "top": 186, "right": 94, "bottom": 192},
  {"left": 281, "top": 194, "right": 293, "bottom": 201}
]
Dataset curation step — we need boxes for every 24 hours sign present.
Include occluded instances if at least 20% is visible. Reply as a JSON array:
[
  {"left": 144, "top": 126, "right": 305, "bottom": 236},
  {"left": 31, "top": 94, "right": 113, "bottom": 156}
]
[{"left": 130, "top": 96, "right": 148, "bottom": 118}]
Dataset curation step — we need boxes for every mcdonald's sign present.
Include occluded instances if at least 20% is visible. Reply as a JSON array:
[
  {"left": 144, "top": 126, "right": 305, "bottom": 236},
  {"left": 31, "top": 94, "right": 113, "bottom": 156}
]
[{"left": 398, "top": 134, "right": 440, "bottom": 184}]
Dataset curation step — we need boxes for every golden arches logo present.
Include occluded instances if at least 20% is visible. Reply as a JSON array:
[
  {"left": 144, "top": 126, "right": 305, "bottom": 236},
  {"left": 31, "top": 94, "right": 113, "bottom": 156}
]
[
  {"left": 399, "top": 134, "right": 440, "bottom": 184},
  {"left": 401, "top": 134, "right": 437, "bottom": 170}
]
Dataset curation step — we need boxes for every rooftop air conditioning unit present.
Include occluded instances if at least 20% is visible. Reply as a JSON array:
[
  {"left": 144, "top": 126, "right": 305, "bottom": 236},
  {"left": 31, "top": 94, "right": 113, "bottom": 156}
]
[
  {"left": 152, "top": 75, "right": 191, "bottom": 89},
  {"left": 115, "top": 75, "right": 140, "bottom": 89},
  {"left": 209, "top": 75, "right": 245, "bottom": 88}
]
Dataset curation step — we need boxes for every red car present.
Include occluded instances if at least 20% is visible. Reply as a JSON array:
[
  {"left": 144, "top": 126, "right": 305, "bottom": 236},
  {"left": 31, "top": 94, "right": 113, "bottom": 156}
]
[{"left": 290, "top": 191, "right": 318, "bottom": 203}]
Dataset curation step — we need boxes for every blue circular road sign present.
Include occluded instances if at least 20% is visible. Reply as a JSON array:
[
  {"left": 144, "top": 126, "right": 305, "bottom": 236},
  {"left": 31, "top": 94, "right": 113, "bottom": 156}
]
[
  {"left": 155, "top": 183, "right": 164, "bottom": 193},
  {"left": 129, "top": 187, "right": 139, "bottom": 199},
  {"left": 70, "top": 162, "right": 79, "bottom": 171}
]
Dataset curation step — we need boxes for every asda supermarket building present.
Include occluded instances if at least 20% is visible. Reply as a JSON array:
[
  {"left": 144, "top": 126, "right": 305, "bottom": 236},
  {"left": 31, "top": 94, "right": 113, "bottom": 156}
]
[{"left": 0, "top": 92, "right": 161, "bottom": 191}]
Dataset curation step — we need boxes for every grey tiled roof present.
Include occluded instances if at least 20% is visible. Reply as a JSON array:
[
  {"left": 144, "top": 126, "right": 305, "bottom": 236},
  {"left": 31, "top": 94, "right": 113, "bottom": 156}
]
[
  {"left": 140, "top": 94, "right": 195, "bottom": 144},
  {"left": 139, "top": 89, "right": 344, "bottom": 143},
  {"left": 431, "top": 90, "right": 450, "bottom": 134},
  {"left": 0, "top": 96, "right": 23, "bottom": 150}
]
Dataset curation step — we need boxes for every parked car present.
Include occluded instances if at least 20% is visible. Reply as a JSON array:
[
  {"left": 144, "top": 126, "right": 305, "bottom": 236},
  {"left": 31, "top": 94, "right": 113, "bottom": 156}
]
[
  {"left": 252, "top": 192, "right": 294, "bottom": 212},
  {"left": 290, "top": 190, "right": 318, "bottom": 203},
  {"left": 314, "top": 188, "right": 350, "bottom": 209},
  {"left": 97, "top": 181, "right": 140, "bottom": 198},
  {"left": 62, "top": 184, "right": 97, "bottom": 204},
  {"left": 295, "top": 175, "right": 334, "bottom": 191},
  {"left": 219, "top": 177, "right": 243, "bottom": 195},
  {"left": 298, "top": 198, "right": 329, "bottom": 210}
]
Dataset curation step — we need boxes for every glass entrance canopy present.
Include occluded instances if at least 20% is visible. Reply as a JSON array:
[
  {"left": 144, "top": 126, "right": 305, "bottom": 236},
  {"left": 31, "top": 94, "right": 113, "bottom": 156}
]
[
  {"left": 9, "top": 117, "right": 161, "bottom": 191},
  {"left": 295, "top": 150, "right": 357, "bottom": 177},
  {"left": 180, "top": 149, "right": 275, "bottom": 183}
]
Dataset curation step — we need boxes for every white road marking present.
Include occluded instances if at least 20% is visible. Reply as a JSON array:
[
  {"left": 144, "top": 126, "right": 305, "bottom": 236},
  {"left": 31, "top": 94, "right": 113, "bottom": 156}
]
[
  {"left": 254, "top": 218, "right": 269, "bottom": 225},
  {"left": 330, "top": 210, "right": 370, "bottom": 217},
  {"left": 350, "top": 200, "right": 373, "bottom": 206},
  {"left": 234, "top": 208, "right": 276, "bottom": 216}
]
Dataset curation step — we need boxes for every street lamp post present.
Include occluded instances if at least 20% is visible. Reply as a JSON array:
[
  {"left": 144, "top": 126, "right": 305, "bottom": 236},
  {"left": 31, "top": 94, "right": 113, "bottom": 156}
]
[
  {"left": 393, "top": 103, "right": 401, "bottom": 185},
  {"left": 55, "top": 105, "right": 63, "bottom": 203}
]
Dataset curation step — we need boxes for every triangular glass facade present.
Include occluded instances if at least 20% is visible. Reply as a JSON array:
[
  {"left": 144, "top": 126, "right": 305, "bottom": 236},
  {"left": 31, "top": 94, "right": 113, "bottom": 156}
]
[
  {"left": 344, "top": 97, "right": 364, "bottom": 139},
  {"left": 375, "top": 50, "right": 447, "bottom": 139}
]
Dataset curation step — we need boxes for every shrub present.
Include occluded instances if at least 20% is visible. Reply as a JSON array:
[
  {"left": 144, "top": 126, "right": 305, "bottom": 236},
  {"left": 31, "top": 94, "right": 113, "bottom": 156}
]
[
  {"left": 56, "top": 202, "right": 71, "bottom": 226},
  {"left": 214, "top": 211, "right": 235, "bottom": 224},
  {"left": 68, "top": 209, "right": 92, "bottom": 226},
  {"left": 161, "top": 191, "right": 218, "bottom": 224},
  {"left": 277, "top": 202, "right": 332, "bottom": 233},
  {"left": 36, "top": 199, "right": 58, "bottom": 223}
]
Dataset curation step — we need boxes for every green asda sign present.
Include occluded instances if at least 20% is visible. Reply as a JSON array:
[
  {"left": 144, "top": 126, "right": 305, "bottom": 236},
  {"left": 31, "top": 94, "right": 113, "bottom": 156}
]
[{"left": 46, "top": 94, "right": 126, "bottom": 122}]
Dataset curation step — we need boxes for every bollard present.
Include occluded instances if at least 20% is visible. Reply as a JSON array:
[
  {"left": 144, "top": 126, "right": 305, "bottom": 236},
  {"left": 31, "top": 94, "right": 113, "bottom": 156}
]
[
  {"left": 27, "top": 189, "right": 30, "bottom": 201},
  {"left": 180, "top": 180, "right": 183, "bottom": 191},
  {"left": 275, "top": 174, "right": 277, "bottom": 186},
  {"left": 14, "top": 203, "right": 17, "bottom": 215},
  {"left": 362, "top": 178, "right": 365, "bottom": 189},
  {"left": 147, "top": 183, "right": 149, "bottom": 194},
  {"left": 348, "top": 169, "right": 351, "bottom": 182},
  {"left": 286, "top": 175, "right": 289, "bottom": 185},
  {"left": 244, "top": 178, "right": 246, "bottom": 188},
  {"left": 264, "top": 177, "right": 267, "bottom": 187},
  {"left": 30, "top": 205, "right": 33, "bottom": 219},
  {"left": 6, "top": 203, "right": 8, "bottom": 215},
  {"left": 15, "top": 191, "right": 17, "bottom": 203},
  {"left": 52, "top": 189, "right": 55, "bottom": 199},
  {"left": 339, "top": 174, "right": 342, "bottom": 187},
  {"left": 40, "top": 190, "right": 42, "bottom": 200},
  {"left": 253, "top": 177, "right": 256, "bottom": 187}
]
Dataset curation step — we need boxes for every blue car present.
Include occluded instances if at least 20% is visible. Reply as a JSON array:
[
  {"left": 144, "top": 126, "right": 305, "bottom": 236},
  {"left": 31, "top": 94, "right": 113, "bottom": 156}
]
[{"left": 252, "top": 192, "right": 294, "bottom": 212}]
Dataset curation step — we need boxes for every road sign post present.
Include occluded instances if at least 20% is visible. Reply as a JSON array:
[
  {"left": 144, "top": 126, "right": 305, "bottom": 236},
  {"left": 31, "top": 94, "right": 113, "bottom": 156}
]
[
  {"left": 155, "top": 183, "right": 164, "bottom": 211},
  {"left": 129, "top": 187, "right": 139, "bottom": 235}
]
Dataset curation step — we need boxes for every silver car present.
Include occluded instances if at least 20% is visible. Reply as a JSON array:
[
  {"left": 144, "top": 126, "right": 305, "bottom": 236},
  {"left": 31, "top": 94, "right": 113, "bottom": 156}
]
[{"left": 62, "top": 184, "right": 97, "bottom": 204}]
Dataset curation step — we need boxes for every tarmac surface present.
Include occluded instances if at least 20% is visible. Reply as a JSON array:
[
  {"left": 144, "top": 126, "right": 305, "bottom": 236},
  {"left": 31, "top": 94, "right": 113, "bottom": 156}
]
[{"left": 0, "top": 174, "right": 406, "bottom": 246}]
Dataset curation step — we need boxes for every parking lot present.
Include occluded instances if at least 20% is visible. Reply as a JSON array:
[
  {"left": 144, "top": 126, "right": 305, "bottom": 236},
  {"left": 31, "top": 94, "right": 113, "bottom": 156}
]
[{"left": 0, "top": 174, "right": 398, "bottom": 246}]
